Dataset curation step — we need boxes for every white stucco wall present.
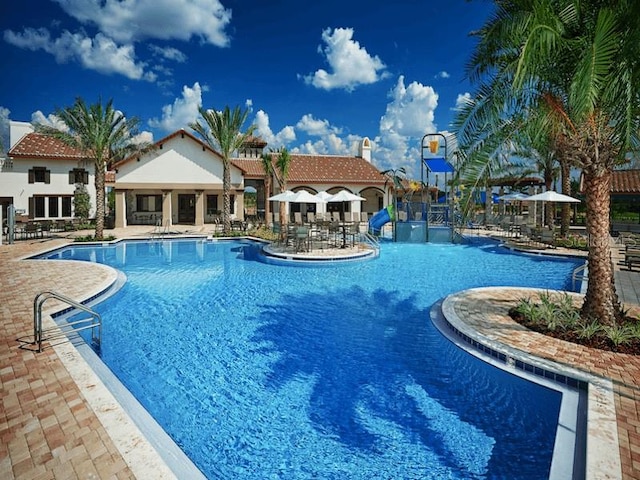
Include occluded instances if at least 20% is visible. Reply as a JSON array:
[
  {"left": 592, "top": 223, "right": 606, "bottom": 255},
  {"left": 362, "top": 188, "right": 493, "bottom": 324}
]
[
  {"left": 0, "top": 158, "right": 96, "bottom": 218},
  {"left": 116, "top": 135, "right": 243, "bottom": 186}
]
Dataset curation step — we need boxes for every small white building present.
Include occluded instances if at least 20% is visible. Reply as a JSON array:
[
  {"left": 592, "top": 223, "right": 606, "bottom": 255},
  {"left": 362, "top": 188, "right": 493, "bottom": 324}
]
[
  {"left": 1, "top": 122, "right": 96, "bottom": 221},
  {"left": 111, "top": 129, "right": 245, "bottom": 228}
]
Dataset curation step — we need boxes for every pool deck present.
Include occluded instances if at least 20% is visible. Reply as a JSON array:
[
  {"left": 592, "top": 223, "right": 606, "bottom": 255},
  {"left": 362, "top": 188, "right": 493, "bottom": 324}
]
[{"left": 1, "top": 226, "right": 639, "bottom": 479}]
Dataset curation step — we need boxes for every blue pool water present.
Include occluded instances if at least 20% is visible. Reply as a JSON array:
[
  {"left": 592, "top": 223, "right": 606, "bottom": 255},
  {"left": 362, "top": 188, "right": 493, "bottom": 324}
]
[{"left": 42, "top": 238, "right": 584, "bottom": 479}]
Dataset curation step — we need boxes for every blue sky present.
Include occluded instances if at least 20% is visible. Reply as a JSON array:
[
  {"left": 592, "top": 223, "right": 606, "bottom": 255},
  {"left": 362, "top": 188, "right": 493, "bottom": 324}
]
[{"left": 0, "top": 0, "right": 494, "bottom": 176}]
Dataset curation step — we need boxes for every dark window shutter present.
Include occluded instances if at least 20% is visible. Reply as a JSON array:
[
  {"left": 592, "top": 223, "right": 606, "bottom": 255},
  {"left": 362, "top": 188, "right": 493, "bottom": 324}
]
[
  {"left": 28, "top": 197, "right": 34, "bottom": 219},
  {"left": 45, "top": 170, "right": 50, "bottom": 184},
  {"left": 83, "top": 171, "right": 89, "bottom": 184},
  {"left": 69, "top": 171, "right": 74, "bottom": 184},
  {"left": 28, "top": 169, "right": 34, "bottom": 184}
]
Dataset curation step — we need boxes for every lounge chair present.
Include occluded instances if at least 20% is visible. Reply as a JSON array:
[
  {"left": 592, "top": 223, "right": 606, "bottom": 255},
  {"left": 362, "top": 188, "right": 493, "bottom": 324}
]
[
  {"left": 625, "top": 245, "right": 640, "bottom": 270},
  {"left": 540, "top": 229, "right": 556, "bottom": 248}
]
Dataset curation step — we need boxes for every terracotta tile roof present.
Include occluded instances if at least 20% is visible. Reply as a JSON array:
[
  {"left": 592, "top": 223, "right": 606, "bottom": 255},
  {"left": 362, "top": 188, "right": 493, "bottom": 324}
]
[
  {"left": 242, "top": 136, "right": 267, "bottom": 148},
  {"left": 105, "top": 170, "right": 116, "bottom": 183},
  {"left": 230, "top": 154, "right": 385, "bottom": 185},
  {"left": 9, "top": 132, "right": 86, "bottom": 160},
  {"left": 231, "top": 158, "right": 265, "bottom": 176},
  {"left": 287, "top": 154, "right": 385, "bottom": 184},
  {"left": 611, "top": 169, "right": 640, "bottom": 194}
]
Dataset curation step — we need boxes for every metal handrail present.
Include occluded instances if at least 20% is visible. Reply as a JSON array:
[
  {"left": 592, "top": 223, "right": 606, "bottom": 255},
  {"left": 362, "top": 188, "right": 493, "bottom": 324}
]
[
  {"left": 33, "top": 291, "right": 102, "bottom": 352},
  {"left": 357, "top": 231, "right": 380, "bottom": 255},
  {"left": 572, "top": 263, "right": 588, "bottom": 291}
]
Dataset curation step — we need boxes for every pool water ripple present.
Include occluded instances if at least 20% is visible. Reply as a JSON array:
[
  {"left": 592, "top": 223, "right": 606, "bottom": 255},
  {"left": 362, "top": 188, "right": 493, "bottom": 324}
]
[{"left": 44, "top": 238, "right": 583, "bottom": 479}]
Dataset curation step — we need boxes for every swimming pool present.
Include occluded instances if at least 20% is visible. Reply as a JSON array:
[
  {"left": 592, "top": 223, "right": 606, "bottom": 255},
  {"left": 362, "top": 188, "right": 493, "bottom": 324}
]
[{"left": 42, "top": 238, "right": 584, "bottom": 479}]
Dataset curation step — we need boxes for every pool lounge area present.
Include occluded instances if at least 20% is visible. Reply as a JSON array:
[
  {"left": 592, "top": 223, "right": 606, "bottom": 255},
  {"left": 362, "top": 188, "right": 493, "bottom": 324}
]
[{"left": 1, "top": 228, "right": 639, "bottom": 479}]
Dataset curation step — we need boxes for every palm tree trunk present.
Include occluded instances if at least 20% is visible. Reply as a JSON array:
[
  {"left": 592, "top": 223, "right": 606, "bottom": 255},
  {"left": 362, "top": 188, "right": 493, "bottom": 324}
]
[
  {"left": 264, "top": 178, "right": 271, "bottom": 225},
  {"left": 223, "top": 159, "right": 231, "bottom": 234},
  {"left": 94, "top": 163, "right": 105, "bottom": 240},
  {"left": 560, "top": 160, "right": 571, "bottom": 237},
  {"left": 544, "top": 177, "right": 553, "bottom": 229},
  {"left": 580, "top": 169, "right": 622, "bottom": 325}
]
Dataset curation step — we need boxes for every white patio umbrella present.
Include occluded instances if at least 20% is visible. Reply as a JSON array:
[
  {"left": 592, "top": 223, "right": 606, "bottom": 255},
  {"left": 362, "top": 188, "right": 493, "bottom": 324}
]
[
  {"left": 497, "top": 192, "right": 530, "bottom": 202},
  {"left": 291, "top": 190, "right": 326, "bottom": 220},
  {"left": 524, "top": 190, "right": 580, "bottom": 227},
  {"left": 315, "top": 191, "right": 333, "bottom": 214},
  {"left": 267, "top": 190, "right": 296, "bottom": 225},
  {"left": 316, "top": 191, "right": 333, "bottom": 200},
  {"left": 290, "top": 190, "right": 327, "bottom": 204},
  {"left": 327, "top": 190, "right": 365, "bottom": 221},
  {"left": 267, "top": 190, "right": 296, "bottom": 202},
  {"left": 328, "top": 190, "right": 366, "bottom": 202},
  {"left": 524, "top": 190, "right": 580, "bottom": 203}
]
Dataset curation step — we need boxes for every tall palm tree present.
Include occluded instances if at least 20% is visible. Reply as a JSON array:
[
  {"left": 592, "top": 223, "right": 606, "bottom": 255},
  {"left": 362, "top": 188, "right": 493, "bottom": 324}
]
[
  {"left": 263, "top": 147, "right": 293, "bottom": 229},
  {"left": 191, "top": 105, "right": 256, "bottom": 234},
  {"left": 36, "top": 98, "right": 146, "bottom": 240},
  {"left": 454, "top": 0, "right": 640, "bottom": 325},
  {"left": 260, "top": 153, "right": 274, "bottom": 224}
]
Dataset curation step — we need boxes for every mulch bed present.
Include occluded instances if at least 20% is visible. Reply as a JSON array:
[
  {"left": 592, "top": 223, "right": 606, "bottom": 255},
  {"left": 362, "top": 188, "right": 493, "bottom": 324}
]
[{"left": 509, "top": 309, "right": 640, "bottom": 355}]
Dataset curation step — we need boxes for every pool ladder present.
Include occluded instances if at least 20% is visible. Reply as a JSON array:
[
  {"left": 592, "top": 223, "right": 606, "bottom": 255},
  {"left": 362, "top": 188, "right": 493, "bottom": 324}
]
[{"left": 21, "top": 291, "right": 102, "bottom": 353}]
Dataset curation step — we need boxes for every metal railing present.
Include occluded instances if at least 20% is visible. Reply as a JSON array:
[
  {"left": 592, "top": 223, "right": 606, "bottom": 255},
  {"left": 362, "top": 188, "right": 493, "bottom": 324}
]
[
  {"left": 31, "top": 291, "right": 102, "bottom": 353},
  {"left": 572, "top": 263, "right": 588, "bottom": 292}
]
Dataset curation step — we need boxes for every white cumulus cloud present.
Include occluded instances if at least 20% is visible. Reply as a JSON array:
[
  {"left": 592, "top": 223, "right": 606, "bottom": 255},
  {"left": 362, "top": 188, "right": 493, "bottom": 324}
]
[
  {"left": 149, "top": 82, "right": 204, "bottom": 132},
  {"left": 295, "top": 114, "right": 341, "bottom": 137},
  {"left": 454, "top": 92, "right": 472, "bottom": 110},
  {"left": 31, "top": 111, "right": 69, "bottom": 131},
  {"left": 4, "top": 28, "right": 155, "bottom": 81},
  {"left": 254, "top": 110, "right": 296, "bottom": 148},
  {"left": 302, "top": 27, "right": 389, "bottom": 91},
  {"left": 435, "top": 71, "right": 450, "bottom": 79},
  {"left": 52, "top": 0, "right": 232, "bottom": 46},
  {"left": 148, "top": 44, "right": 187, "bottom": 63},
  {"left": 375, "top": 76, "right": 440, "bottom": 173}
]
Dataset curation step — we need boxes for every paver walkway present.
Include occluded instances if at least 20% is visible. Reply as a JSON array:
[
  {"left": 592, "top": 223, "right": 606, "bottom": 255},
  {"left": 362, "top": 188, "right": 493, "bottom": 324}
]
[{"left": 1, "top": 228, "right": 639, "bottom": 479}]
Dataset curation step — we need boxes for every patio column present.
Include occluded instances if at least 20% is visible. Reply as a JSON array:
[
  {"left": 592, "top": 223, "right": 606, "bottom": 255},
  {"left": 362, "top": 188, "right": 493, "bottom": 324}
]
[
  {"left": 195, "top": 190, "right": 204, "bottom": 226},
  {"left": 114, "top": 190, "right": 127, "bottom": 228},
  {"left": 162, "top": 190, "right": 173, "bottom": 226}
]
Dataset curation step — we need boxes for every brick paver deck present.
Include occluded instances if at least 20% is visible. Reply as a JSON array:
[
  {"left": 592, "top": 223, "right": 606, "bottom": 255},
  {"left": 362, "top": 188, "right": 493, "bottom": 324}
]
[{"left": 1, "top": 229, "right": 639, "bottom": 479}]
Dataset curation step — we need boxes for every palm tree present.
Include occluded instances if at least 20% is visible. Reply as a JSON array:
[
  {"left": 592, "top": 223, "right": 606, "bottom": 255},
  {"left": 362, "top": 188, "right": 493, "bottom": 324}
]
[
  {"left": 191, "top": 106, "right": 256, "bottom": 234},
  {"left": 263, "top": 147, "right": 293, "bottom": 229},
  {"left": 260, "top": 153, "right": 274, "bottom": 225},
  {"left": 454, "top": 0, "right": 640, "bottom": 325},
  {"left": 381, "top": 167, "right": 407, "bottom": 207},
  {"left": 36, "top": 98, "right": 146, "bottom": 240}
]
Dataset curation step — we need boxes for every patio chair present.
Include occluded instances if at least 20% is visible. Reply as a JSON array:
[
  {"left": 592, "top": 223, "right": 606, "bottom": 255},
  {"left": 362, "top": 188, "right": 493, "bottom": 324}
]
[
  {"left": 294, "top": 212, "right": 303, "bottom": 225},
  {"left": 40, "top": 220, "right": 52, "bottom": 237},
  {"left": 540, "top": 229, "right": 557, "bottom": 248},
  {"left": 624, "top": 246, "right": 640, "bottom": 270},
  {"left": 331, "top": 211, "right": 341, "bottom": 222},
  {"left": 25, "top": 222, "right": 42, "bottom": 239},
  {"left": 360, "top": 212, "right": 369, "bottom": 223},
  {"left": 298, "top": 226, "right": 311, "bottom": 251}
]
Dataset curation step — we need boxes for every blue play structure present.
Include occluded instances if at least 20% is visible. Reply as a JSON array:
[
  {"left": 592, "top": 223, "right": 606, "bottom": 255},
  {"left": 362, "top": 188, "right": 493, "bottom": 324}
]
[
  {"left": 369, "top": 133, "right": 459, "bottom": 243},
  {"left": 369, "top": 204, "right": 394, "bottom": 234}
]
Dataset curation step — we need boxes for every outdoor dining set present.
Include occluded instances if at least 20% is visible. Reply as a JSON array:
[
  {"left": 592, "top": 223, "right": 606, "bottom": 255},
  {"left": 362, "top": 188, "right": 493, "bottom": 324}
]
[
  {"left": 272, "top": 211, "right": 369, "bottom": 253},
  {"left": 3, "top": 219, "right": 80, "bottom": 241}
]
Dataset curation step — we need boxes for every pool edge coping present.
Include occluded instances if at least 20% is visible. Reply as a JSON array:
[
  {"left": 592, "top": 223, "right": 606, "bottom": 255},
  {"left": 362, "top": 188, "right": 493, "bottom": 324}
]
[{"left": 440, "top": 286, "right": 622, "bottom": 480}]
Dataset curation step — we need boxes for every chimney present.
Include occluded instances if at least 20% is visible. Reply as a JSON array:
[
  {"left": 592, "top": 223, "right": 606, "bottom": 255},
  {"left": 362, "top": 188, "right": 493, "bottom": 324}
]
[{"left": 358, "top": 137, "right": 371, "bottom": 162}]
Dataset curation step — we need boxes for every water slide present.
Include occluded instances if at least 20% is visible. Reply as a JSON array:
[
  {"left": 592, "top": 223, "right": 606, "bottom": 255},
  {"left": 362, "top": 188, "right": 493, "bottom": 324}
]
[{"left": 369, "top": 204, "right": 395, "bottom": 234}]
